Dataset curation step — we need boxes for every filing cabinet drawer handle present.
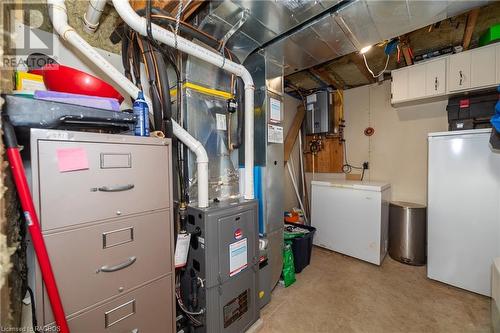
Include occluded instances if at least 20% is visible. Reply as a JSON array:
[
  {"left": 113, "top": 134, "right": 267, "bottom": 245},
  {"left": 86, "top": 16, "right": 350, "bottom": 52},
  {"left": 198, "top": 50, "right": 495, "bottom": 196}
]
[
  {"left": 98, "top": 256, "right": 136, "bottom": 273},
  {"left": 96, "top": 184, "right": 135, "bottom": 192}
]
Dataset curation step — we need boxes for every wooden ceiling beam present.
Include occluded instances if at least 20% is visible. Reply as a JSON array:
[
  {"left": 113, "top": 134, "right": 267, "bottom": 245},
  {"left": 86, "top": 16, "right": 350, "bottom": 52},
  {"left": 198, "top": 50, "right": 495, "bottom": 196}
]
[
  {"left": 399, "top": 35, "right": 413, "bottom": 66},
  {"left": 165, "top": 0, "right": 180, "bottom": 14},
  {"left": 182, "top": 1, "right": 205, "bottom": 20},
  {"left": 131, "top": 0, "right": 173, "bottom": 11},
  {"left": 348, "top": 54, "right": 376, "bottom": 84},
  {"left": 462, "top": 8, "right": 480, "bottom": 50}
]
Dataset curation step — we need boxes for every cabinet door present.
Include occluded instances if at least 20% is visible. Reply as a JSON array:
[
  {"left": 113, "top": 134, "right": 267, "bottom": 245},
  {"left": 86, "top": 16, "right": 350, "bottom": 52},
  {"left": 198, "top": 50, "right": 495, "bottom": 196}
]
[
  {"left": 407, "top": 63, "right": 426, "bottom": 99},
  {"left": 471, "top": 46, "right": 496, "bottom": 89},
  {"left": 448, "top": 52, "right": 471, "bottom": 92},
  {"left": 425, "top": 58, "right": 446, "bottom": 96},
  {"left": 391, "top": 69, "right": 408, "bottom": 103}
]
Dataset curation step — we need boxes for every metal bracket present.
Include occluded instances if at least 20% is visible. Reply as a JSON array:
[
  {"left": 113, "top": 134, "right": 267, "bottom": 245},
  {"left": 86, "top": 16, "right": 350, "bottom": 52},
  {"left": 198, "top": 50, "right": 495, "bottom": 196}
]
[{"left": 220, "top": 9, "right": 250, "bottom": 52}]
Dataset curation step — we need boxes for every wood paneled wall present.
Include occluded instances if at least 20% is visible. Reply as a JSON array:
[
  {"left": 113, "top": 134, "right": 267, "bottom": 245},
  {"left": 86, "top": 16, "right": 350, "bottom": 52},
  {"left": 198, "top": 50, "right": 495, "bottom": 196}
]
[{"left": 304, "top": 136, "right": 343, "bottom": 172}]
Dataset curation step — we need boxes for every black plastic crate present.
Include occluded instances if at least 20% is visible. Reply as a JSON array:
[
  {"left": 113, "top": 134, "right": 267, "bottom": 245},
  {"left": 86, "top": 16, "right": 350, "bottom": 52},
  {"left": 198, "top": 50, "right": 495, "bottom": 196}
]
[
  {"left": 447, "top": 90, "right": 498, "bottom": 121},
  {"left": 285, "top": 223, "right": 316, "bottom": 273}
]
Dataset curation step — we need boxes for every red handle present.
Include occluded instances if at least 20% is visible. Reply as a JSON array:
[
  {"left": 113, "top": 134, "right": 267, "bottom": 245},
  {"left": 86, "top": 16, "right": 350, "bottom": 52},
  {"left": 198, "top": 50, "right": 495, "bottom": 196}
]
[{"left": 4, "top": 120, "right": 69, "bottom": 333}]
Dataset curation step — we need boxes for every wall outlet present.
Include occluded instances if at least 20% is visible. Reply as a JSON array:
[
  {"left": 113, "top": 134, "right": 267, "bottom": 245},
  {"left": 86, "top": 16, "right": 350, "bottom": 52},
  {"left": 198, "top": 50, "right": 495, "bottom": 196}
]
[{"left": 363, "top": 161, "right": 369, "bottom": 170}]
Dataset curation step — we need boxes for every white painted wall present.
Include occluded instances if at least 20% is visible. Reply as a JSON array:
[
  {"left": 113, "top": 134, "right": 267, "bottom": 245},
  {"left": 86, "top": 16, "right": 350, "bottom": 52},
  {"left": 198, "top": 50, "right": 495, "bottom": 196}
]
[
  {"left": 343, "top": 80, "right": 448, "bottom": 204},
  {"left": 283, "top": 94, "right": 302, "bottom": 211}
]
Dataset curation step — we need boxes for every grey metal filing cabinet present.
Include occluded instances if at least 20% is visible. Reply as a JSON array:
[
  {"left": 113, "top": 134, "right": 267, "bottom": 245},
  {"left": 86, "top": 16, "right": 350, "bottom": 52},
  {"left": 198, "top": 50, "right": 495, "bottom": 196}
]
[{"left": 27, "top": 129, "right": 175, "bottom": 332}]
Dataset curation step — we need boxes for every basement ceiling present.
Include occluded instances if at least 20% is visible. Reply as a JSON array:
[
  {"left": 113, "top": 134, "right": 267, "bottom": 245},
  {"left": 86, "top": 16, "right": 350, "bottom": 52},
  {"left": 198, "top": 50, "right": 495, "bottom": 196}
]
[
  {"left": 285, "top": 1, "right": 500, "bottom": 94},
  {"left": 196, "top": 0, "right": 490, "bottom": 77}
]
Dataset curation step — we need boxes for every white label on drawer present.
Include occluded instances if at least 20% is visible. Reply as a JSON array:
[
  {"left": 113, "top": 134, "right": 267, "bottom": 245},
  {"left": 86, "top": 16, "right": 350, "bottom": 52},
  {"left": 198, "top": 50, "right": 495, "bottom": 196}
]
[
  {"left": 216, "top": 113, "right": 227, "bottom": 131},
  {"left": 175, "top": 233, "right": 191, "bottom": 268},
  {"left": 229, "top": 238, "right": 247, "bottom": 277}
]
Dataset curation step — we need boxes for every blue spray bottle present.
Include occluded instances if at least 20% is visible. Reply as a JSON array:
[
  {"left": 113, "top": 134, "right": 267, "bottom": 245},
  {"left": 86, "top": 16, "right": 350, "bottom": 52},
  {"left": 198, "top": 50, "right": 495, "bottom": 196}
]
[{"left": 133, "top": 92, "right": 150, "bottom": 137}]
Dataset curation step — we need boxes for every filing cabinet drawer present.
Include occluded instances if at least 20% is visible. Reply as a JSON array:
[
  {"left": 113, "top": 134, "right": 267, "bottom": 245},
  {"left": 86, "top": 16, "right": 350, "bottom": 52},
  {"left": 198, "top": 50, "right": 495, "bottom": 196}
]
[
  {"left": 41, "top": 210, "right": 172, "bottom": 324},
  {"left": 46, "top": 275, "right": 174, "bottom": 332},
  {"left": 37, "top": 140, "right": 170, "bottom": 230}
]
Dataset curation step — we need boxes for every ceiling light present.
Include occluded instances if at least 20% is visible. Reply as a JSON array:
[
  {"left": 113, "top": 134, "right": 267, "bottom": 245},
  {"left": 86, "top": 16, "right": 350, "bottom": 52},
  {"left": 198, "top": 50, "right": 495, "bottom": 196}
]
[{"left": 360, "top": 45, "right": 372, "bottom": 54}]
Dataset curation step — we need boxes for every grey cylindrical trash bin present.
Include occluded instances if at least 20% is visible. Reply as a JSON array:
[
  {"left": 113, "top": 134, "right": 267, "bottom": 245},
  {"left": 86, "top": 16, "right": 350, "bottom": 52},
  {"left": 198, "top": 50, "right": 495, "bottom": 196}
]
[{"left": 389, "top": 201, "right": 427, "bottom": 266}]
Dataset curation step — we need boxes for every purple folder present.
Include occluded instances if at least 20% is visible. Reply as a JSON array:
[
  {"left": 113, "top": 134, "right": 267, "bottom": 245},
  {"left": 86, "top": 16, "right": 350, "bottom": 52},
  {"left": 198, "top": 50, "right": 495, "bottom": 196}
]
[{"left": 34, "top": 90, "right": 121, "bottom": 111}]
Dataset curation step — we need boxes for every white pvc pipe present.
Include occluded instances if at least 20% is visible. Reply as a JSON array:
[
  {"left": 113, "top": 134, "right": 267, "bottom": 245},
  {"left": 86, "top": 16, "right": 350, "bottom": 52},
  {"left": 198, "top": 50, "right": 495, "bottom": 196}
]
[
  {"left": 83, "top": 0, "right": 106, "bottom": 34},
  {"left": 111, "top": 0, "right": 255, "bottom": 201},
  {"left": 47, "top": 0, "right": 210, "bottom": 207}
]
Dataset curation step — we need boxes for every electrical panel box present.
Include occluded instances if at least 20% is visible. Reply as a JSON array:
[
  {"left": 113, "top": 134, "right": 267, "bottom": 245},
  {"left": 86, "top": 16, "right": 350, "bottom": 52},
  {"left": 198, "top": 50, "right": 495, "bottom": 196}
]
[
  {"left": 180, "top": 200, "right": 260, "bottom": 333},
  {"left": 305, "top": 91, "right": 332, "bottom": 135}
]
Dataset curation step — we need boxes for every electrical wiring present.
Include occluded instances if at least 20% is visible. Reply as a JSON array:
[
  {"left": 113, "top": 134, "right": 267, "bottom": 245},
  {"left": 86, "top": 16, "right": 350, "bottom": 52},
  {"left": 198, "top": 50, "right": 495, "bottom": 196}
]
[
  {"left": 26, "top": 286, "right": 38, "bottom": 332},
  {"left": 122, "top": 11, "right": 186, "bottom": 199},
  {"left": 362, "top": 53, "right": 390, "bottom": 78},
  {"left": 173, "top": 0, "right": 183, "bottom": 49},
  {"left": 175, "top": 273, "right": 204, "bottom": 326},
  {"left": 342, "top": 139, "right": 366, "bottom": 181}
]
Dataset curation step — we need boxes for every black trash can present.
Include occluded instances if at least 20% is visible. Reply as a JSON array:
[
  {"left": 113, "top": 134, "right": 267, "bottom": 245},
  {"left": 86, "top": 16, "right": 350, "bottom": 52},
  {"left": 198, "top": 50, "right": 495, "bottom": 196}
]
[{"left": 285, "top": 223, "right": 316, "bottom": 273}]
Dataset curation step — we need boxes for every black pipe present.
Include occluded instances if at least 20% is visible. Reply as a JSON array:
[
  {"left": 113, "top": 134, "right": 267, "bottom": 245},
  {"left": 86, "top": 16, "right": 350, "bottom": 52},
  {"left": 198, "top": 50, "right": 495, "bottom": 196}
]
[
  {"left": 231, "top": 77, "right": 244, "bottom": 149},
  {"left": 130, "top": 35, "right": 143, "bottom": 90},
  {"left": 152, "top": 46, "right": 174, "bottom": 138},
  {"left": 140, "top": 38, "right": 164, "bottom": 132},
  {"left": 248, "top": 0, "right": 355, "bottom": 57}
]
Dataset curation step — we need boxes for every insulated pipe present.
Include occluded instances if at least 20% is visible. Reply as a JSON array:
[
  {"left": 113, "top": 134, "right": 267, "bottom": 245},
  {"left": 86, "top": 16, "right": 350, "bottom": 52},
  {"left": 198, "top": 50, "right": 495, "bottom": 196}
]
[
  {"left": 83, "top": 0, "right": 106, "bottom": 34},
  {"left": 111, "top": 0, "right": 255, "bottom": 200},
  {"left": 47, "top": 0, "right": 210, "bottom": 207}
]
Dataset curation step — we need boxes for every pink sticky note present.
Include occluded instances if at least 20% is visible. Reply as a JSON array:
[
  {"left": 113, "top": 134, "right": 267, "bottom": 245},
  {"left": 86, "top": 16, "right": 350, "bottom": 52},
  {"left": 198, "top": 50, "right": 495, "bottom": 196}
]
[{"left": 56, "top": 147, "right": 89, "bottom": 172}]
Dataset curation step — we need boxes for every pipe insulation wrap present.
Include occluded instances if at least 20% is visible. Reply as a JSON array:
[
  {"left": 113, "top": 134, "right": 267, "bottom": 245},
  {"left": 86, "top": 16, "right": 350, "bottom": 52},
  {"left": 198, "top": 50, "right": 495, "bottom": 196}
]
[
  {"left": 111, "top": 0, "right": 255, "bottom": 200},
  {"left": 83, "top": 0, "right": 106, "bottom": 33},
  {"left": 47, "top": 0, "right": 210, "bottom": 207}
]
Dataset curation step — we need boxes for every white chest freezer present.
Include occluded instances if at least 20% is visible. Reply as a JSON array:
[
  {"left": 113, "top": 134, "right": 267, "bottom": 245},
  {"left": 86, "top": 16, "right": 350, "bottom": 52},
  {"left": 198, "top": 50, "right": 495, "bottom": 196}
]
[
  {"left": 428, "top": 129, "right": 500, "bottom": 296},
  {"left": 311, "top": 180, "right": 391, "bottom": 265}
]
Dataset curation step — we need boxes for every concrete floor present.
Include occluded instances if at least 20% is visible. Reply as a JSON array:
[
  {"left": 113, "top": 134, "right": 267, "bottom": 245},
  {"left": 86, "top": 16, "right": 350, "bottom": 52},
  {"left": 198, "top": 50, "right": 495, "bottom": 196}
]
[{"left": 259, "top": 247, "right": 491, "bottom": 333}]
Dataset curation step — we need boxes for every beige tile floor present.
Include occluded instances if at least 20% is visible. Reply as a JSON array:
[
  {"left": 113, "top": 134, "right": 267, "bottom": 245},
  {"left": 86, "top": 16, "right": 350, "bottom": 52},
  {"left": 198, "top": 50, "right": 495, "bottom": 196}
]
[{"left": 259, "top": 247, "right": 491, "bottom": 333}]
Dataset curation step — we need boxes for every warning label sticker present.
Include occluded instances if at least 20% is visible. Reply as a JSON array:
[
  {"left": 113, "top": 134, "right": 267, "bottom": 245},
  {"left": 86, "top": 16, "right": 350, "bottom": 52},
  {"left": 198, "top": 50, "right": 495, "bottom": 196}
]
[
  {"left": 229, "top": 238, "right": 248, "bottom": 277},
  {"left": 268, "top": 124, "right": 283, "bottom": 143}
]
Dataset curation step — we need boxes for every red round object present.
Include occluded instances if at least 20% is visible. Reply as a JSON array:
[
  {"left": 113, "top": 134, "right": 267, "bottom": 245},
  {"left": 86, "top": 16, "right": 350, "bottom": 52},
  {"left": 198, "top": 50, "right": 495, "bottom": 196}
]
[
  {"left": 30, "top": 64, "right": 124, "bottom": 103},
  {"left": 364, "top": 127, "right": 375, "bottom": 136}
]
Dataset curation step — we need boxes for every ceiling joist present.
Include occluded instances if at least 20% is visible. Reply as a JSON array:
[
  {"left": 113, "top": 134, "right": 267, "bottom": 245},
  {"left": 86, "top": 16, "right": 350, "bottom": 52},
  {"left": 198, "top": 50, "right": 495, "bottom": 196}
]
[
  {"left": 182, "top": 1, "right": 204, "bottom": 20},
  {"left": 399, "top": 35, "right": 413, "bottom": 66},
  {"left": 462, "top": 8, "right": 480, "bottom": 50}
]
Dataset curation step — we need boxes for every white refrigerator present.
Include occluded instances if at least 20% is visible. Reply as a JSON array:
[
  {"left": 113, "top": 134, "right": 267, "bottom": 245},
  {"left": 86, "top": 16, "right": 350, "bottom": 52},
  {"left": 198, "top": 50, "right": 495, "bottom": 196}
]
[{"left": 428, "top": 129, "right": 500, "bottom": 296}]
